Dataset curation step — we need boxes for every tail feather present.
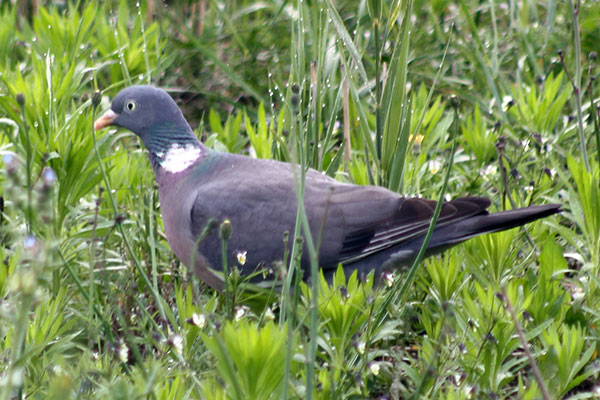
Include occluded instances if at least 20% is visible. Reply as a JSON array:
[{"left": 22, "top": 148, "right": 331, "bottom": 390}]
[
  {"left": 341, "top": 203, "right": 561, "bottom": 278},
  {"left": 428, "top": 203, "right": 561, "bottom": 248}
]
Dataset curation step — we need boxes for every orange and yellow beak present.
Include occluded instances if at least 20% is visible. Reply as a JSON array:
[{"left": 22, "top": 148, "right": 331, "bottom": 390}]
[{"left": 94, "top": 109, "right": 119, "bottom": 131}]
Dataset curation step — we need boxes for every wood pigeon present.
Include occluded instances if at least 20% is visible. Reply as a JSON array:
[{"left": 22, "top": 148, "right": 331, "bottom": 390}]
[{"left": 94, "top": 85, "right": 560, "bottom": 290}]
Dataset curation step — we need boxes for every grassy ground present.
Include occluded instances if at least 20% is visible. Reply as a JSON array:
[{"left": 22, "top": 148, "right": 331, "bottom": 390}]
[{"left": 0, "top": 0, "right": 599, "bottom": 398}]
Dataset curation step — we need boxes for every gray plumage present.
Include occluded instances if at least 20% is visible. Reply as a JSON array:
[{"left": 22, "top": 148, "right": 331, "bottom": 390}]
[{"left": 95, "top": 85, "right": 561, "bottom": 290}]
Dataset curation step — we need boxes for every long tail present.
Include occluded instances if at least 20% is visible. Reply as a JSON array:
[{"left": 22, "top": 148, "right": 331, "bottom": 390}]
[{"left": 428, "top": 203, "right": 561, "bottom": 249}]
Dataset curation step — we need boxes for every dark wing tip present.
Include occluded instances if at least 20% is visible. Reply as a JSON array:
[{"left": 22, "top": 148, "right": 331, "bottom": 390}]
[{"left": 461, "top": 203, "right": 562, "bottom": 237}]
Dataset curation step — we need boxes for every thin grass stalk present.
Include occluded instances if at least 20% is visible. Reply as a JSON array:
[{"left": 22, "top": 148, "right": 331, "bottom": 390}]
[
  {"left": 67, "top": 0, "right": 91, "bottom": 70},
  {"left": 282, "top": 217, "right": 304, "bottom": 320},
  {"left": 568, "top": 0, "right": 590, "bottom": 171},
  {"left": 90, "top": 101, "right": 203, "bottom": 391},
  {"left": 589, "top": 83, "right": 600, "bottom": 167},
  {"left": 319, "top": 76, "right": 344, "bottom": 172},
  {"left": 501, "top": 287, "right": 551, "bottom": 400},
  {"left": 296, "top": 0, "right": 306, "bottom": 85},
  {"left": 289, "top": 3, "right": 320, "bottom": 387},
  {"left": 585, "top": 51, "right": 599, "bottom": 167},
  {"left": 17, "top": 98, "right": 32, "bottom": 235},
  {"left": 285, "top": 9, "right": 330, "bottom": 396},
  {"left": 374, "top": 96, "right": 460, "bottom": 328},
  {"left": 182, "top": 36, "right": 266, "bottom": 104},
  {"left": 137, "top": 1, "right": 152, "bottom": 83},
  {"left": 342, "top": 64, "right": 351, "bottom": 167},
  {"left": 457, "top": 0, "right": 504, "bottom": 118},
  {"left": 116, "top": 304, "right": 149, "bottom": 370},
  {"left": 324, "top": 1, "right": 366, "bottom": 84},
  {"left": 301, "top": 64, "right": 319, "bottom": 400},
  {"left": 211, "top": 331, "right": 245, "bottom": 400},
  {"left": 280, "top": 3, "right": 313, "bottom": 395},
  {"left": 285, "top": 101, "right": 320, "bottom": 398},
  {"left": 410, "top": 25, "right": 453, "bottom": 146},
  {"left": 488, "top": 0, "right": 499, "bottom": 75},
  {"left": 209, "top": 0, "right": 250, "bottom": 56},
  {"left": 295, "top": 178, "right": 319, "bottom": 400},
  {"left": 374, "top": 17, "right": 382, "bottom": 161},
  {"left": 147, "top": 191, "right": 161, "bottom": 306},
  {"left": 315, "top": 4, "right": 332, "bottom": 169},
  {"left": 0, "top": 287, "right": 34, "bottom": 400},
  {"left": 409, "top": 311, "right": 449, "bottom": 400},
  {"left": 309, "top": 4, "right": 325, "bottom": 168},
  {"left": 88, "top": 186, "right": 102, "bottom": 347},
  {"left": 280, "top": 232, "right": 294, "bottom": 400},
  {"left": 310, "top": 60, "right": 318, "bottom": 166},
  {"left": 396, "top": 97, "right": 460, "bottom": 305},
  {"left": 497, "top": 141, "right": 517, "bottom": 210},
  {"left": 90, "top": 99, "right": 171, "bottom": 326},
  {"left": 380, "top": 0, "right": 412, "bottom": 190},
  {"left": 359, "top": 283, "right": 377, "bottom": 398},
  {"left": 220, "top": 220, "right": 232, "bottom": 318},
  {"left": 366, "top": 0, "right": 385, "bottom": 168},
  {"left": 279, "top": 232, "right": 291, "bottom": 323},
  {"left": 57, "top": 249, "right": 114, "bottom": 342},
  {"left": 347, "top": 77, "right": 379, "bottom": 183},
  {"left": 387, "top": 99, "right": 411, "bottom": 192},
  {"left": 45, "top": 52, "right": 54, "bottom": 144},
  {"left": 280, "top": 236, "right": 310, "bottom": 398},
  {"left": 132, "top": 296, "right": 207, "bottom": 388},
  {"left": 497, "top": 142, "right": 539, "bottom": 249},
  {"left": 112, "top": 14, "right": 132, "bottom": 85},
  {"left": 543, "top": 0, "right": 558, "bottom": 48},
  {"left": 289, "top": 97, "right": 320, "bottom": 400},
  {"left": 154, "top": 5, "right": 163, "bottom": 81}
]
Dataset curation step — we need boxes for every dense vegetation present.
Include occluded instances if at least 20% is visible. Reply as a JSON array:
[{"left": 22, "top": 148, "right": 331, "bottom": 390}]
[{"left": 0, "top": 1, "right": 599, "bottom": 398}]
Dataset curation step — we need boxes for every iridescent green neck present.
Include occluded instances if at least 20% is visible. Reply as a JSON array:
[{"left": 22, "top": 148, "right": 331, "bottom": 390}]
[{"left": 141, "top": 122, "right": 204, "bottom": 172}]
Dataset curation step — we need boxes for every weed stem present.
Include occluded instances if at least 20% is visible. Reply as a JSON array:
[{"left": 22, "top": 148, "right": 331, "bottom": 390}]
[{"left": 501, "top": 287, "right": 551, "bottom": 400}]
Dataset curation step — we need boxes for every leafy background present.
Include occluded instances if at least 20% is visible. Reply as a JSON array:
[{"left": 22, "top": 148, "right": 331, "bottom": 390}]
[{"left": 0, "top": 0, "right": 599, "bottom": 398}]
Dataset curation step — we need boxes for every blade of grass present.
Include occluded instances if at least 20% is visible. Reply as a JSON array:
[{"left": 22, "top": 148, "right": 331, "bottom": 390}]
[
  {"left": 90, "top": 99, "right": 175, "bottom": 329},
  {"left": 501, "top": 287, "right": 551, "bottom": 400},
  {"left": 381, "top": 0, "right": 412, "bottom": 189},
  {"left": 374, "top": 96, "right": 460, "bottom": 329},
  {"left": 567, "top": 0, "right": 590, "bottom": 171},
  {"left": 178, "top": 33, "right": 267, "bottom": 104},
  {"left": 324, "top": 0, "right": 367, "bottom": 84},
  {"left": 457, "top": 0, "right": 505, "bottom": 119}
]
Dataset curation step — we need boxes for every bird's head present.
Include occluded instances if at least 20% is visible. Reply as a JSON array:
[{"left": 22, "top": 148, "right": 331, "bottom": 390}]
[
  {"left": 94, "top": 85, "right": 192, "bottom": 139},
  {"left": 94, "top": 85, "right": 203, "bottom": 174}
]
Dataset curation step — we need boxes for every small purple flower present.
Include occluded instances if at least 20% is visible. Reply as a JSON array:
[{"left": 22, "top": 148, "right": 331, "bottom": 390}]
[
  {"left": 42, "top": 167, "right": 56, "bottom": 185},
  {"left": 3, "top": 154, "right": 14, "bottom": 165},
  {"left": 24, "top": 235, "right": 36, "bottom": 249}
]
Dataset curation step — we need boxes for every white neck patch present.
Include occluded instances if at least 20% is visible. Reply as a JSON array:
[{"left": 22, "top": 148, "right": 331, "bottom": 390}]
[{"left": 156, "top": 143, "right": 201, "bottom": 173}]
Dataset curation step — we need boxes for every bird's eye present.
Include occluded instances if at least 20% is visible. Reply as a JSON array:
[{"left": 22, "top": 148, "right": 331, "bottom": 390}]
[{"left": 125, "top": 100, "right": 137, "bottom": 112}]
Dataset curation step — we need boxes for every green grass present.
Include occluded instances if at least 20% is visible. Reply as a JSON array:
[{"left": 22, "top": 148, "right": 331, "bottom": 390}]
[{"left": 0, "top": 0, "right": 599, "bottom": 398}]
